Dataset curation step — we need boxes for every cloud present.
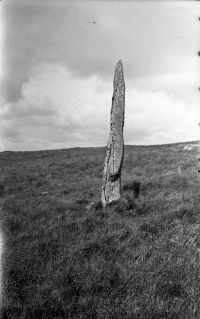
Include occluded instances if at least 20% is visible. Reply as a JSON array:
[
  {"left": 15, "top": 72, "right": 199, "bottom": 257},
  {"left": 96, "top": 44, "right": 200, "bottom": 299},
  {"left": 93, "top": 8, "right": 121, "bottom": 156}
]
[
  {"left": 134, "top": 55, "right": 200, "bottom": 105},
  {"left": 2, "top": 0, "right": 199, "bottom": 102},
  {"left": 0, "top": 63, "right": 111, "bottom": 150},
  {"left": 0, "top": 62, "right": 199, "bottom": 151},
  {"left": 125, "top": 88, "right": 200, "bottom": 145},
  {"left": 1, "top": 1, "right": 199, "bottom": 150}
]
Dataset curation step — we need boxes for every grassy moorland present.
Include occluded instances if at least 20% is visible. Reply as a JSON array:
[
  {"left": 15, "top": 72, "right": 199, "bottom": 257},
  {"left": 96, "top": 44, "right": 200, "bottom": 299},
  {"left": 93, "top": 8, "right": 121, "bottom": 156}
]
[{"left": 0, "top": 141, "right": 200, "bottom": 318}]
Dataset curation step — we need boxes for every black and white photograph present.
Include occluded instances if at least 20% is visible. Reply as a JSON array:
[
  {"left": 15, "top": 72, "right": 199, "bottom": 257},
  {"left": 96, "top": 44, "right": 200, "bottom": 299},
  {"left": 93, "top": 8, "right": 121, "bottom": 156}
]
[{"left": 0, "top": 0, "right": 200, "bottom": 317}]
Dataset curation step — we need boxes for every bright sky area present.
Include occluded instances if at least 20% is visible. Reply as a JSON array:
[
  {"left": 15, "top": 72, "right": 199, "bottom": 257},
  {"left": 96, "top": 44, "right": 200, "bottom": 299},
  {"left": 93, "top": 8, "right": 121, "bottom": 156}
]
[{"left": 0, "top": 0, "right": 200, "bottom": 151}]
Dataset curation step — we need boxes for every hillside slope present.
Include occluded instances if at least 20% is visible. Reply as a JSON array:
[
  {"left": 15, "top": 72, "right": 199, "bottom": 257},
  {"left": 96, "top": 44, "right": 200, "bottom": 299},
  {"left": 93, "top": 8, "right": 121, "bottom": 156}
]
[{"left": 0, "top": 141, "right": 200, "bottom": 318}]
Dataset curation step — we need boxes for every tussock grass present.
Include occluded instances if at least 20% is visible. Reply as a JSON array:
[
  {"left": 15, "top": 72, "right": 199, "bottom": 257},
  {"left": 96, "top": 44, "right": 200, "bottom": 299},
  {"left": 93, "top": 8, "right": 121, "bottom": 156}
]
[{"left": 0, "top": 142, "right": 200, "bottom": 318}]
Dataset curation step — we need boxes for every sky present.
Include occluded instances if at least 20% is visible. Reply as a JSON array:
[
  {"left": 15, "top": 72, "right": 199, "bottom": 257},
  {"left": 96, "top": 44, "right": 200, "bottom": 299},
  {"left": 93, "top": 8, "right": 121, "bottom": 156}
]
[{"left": 0, "top": 0, "right": 200, "bottom": 151}]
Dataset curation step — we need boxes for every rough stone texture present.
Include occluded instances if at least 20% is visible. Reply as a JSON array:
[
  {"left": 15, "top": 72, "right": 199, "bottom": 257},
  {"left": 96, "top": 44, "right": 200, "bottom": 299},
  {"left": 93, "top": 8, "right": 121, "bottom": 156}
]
[{"left": 101, "top": 60, "right": 125, "bottom": 207}]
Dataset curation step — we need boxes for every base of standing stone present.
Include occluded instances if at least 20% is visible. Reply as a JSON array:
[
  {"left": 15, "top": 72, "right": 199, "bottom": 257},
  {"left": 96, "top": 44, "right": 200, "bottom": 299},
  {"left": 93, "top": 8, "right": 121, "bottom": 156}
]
[{"left": 101, "top": 179, "right": 121, "bottom": 208}]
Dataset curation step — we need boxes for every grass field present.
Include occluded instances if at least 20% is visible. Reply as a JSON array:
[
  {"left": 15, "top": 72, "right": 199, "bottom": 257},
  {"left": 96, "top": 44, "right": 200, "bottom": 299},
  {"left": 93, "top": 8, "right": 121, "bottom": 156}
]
[{"left": 0, "top": 141, "right": 200, "bottom": 318}]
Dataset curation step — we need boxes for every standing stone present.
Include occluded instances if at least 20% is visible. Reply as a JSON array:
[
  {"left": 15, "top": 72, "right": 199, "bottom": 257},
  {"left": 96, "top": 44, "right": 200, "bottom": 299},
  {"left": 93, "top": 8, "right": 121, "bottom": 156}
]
[{"left": 101, "top": 60, "right": 125, "bottom": 208}]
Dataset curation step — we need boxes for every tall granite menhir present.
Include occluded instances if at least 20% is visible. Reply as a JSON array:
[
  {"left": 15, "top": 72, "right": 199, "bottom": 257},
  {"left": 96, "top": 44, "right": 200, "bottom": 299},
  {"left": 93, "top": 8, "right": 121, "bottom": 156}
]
[{"left": 101, "top": 60, "right": 125, "bottom": 208}]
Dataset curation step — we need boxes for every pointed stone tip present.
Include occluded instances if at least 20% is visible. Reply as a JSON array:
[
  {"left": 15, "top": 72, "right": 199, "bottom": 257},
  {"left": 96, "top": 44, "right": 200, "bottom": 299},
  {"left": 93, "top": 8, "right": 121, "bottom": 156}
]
[
  {"left": 116, "top": 59, "right": 123, "bottom": 69},
  {"left": 114, "top": 60, "right": 124, "bottom": 79}
]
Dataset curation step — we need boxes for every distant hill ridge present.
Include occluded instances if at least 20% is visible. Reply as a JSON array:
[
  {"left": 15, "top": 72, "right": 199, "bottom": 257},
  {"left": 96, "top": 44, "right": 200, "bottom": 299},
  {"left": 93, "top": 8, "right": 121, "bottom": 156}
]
[{"left": 1, "top": 140, "right": 199, "bottom": 154}]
